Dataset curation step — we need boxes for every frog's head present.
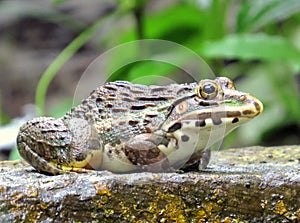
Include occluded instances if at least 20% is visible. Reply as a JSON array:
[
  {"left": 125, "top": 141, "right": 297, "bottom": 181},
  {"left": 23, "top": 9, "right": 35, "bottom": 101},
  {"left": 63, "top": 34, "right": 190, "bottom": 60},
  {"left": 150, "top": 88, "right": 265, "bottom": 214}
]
[
  {"left": 17, "top": 117, "right": 102, "bottom": 174},
  {"left": 161, "top": 77, "right": 263, "bottom": 154}
]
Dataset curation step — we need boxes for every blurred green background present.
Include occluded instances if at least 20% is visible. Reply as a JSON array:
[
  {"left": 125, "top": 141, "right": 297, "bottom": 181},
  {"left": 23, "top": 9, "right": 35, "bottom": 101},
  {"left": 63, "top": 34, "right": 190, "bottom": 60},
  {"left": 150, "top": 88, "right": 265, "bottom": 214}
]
[{"left": 0, "top": 0, "right": 299, "bottom": 161}]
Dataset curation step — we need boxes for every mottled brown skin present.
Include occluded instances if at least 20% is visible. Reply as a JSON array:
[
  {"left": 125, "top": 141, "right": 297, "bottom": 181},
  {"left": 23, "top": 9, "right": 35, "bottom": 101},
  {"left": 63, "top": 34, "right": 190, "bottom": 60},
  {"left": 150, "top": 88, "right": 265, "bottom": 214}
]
[{"left": 17, "top": 77, "right": 263, "bottom": 175}]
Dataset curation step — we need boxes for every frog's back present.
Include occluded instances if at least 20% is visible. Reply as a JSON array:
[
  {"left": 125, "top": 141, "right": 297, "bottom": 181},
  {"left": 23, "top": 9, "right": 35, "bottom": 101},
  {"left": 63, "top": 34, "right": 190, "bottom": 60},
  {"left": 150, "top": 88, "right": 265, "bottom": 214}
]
[
  {"left": 66, "top": 81, "right": 195, "bottom": 119},
  {"left": 64, "top": 81, "right": 195, "bottom": 144}
]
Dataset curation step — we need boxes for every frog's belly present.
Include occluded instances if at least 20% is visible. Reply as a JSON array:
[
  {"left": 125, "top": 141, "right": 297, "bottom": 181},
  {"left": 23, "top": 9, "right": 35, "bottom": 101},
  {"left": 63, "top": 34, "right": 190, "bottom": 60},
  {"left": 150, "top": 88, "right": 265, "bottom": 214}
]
[{"left": 91, "top": 119, "right": 243, "bottom": 172}]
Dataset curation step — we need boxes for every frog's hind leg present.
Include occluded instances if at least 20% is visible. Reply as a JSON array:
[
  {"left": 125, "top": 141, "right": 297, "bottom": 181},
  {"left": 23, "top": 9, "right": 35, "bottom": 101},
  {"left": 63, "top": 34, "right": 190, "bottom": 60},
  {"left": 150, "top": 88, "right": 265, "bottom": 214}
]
[{"left": 17, "top": 141, "right": 65, "bottom": 175}]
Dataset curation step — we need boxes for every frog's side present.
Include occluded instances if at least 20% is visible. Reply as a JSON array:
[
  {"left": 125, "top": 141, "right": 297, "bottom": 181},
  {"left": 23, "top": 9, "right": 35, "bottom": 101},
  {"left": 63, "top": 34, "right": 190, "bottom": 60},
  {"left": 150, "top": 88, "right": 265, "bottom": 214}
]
[{"left": 17, "top": 77, "right": 263, "bottom": 175}]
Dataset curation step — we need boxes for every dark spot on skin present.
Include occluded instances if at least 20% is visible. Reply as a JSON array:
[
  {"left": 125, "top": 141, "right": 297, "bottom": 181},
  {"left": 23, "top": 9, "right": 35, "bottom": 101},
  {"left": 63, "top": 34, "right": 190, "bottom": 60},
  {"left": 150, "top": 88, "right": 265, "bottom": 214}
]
[
  {"left": 98, "top": 108, "right": 103, "bottom": 113},
  {"left": 243, "top": 110, "right": 253, "bottom": 115},
  {"left": 131, "top": 105, "right": 146, "bottom": 110},
  {"left": 227, "top": 111, "right": 241, "bottom": 116},
  {"left": 131, "top": 103, "right": 156, "bottom": 110},
  {"left": 146, "top": 113, "right": 158, "bottom": 118},
  {"left": 181, "top": 135, "right": 189, "bottom": 142},
  {"left": 199, "top": 101, "right": 211, "bottom": 106},
  {"left": 136, "top": 96, "right": 168, "bottom": 101},
  {"left": 128, "top": 120, "right": 139, "bottom": 126},
  {"left": 212, "top": 118, "right": 222, "bottom": 125},
  {"left": 195, "top": 120, "right": 206, "bottom": 127},
  {"left": 96, "top": 97, "right": 105, "bottom": 103},
  {"left": 143, "top": 118, "right": 152, "bottom": 124},
  {"left": 105, "top": 103, "right": 113, "bottom": 108},
  {"left": 168, "top": 122, "right": 182, "bottom": 133},
  {"left": 114, "top": 82, "right": 131, "bottom": 89},
  {"left": 232, "top": 118, "right": 239, "bottom": 123},
  {"left": 254, "top": 101, "right": 261, "bottom": 111},
  {"left": 104, "top": 85, "right": 118, "bottom": 91},
  {"left": 41, "top": 129, "right": 57, "bottom": 134}
]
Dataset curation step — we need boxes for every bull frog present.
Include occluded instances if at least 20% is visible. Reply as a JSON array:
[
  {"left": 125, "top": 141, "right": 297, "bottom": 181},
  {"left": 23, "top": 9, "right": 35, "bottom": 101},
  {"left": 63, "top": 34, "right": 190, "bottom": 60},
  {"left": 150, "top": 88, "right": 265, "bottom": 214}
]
[{"left": 17, "top": 77, "right": 263, "bottom": 175}]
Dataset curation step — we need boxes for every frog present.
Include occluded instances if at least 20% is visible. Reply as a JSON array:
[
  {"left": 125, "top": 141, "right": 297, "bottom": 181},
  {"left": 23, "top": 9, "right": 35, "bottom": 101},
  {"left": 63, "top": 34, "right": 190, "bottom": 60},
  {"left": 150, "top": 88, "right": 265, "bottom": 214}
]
[{"left": 17, "top": 77, "right": 263, "bottom": 175}]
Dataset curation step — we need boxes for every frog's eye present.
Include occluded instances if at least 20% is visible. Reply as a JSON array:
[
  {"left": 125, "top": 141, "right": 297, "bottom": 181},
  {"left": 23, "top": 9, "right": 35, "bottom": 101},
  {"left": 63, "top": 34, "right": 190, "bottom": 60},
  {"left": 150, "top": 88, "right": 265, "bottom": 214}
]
[{"left": 197, "top": 81, "right": 218, "bottom": 100}]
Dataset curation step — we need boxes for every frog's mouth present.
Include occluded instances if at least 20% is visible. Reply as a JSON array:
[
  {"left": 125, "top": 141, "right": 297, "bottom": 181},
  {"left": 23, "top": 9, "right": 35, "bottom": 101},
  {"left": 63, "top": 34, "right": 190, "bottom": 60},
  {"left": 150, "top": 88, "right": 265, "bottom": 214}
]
[
  {"left": 163, "top": 93, "right": 263, "bottom": 133},
  {"left": 186, "top": 94, "right": 262, "bottom": 120}
]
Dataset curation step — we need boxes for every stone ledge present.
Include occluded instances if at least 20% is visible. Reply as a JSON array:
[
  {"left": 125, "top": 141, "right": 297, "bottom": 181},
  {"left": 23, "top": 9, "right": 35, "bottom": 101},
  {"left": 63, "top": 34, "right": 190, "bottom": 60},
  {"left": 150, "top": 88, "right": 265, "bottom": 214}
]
[{"left": 0, "top": 145, "right": 299, "bottom": 223}]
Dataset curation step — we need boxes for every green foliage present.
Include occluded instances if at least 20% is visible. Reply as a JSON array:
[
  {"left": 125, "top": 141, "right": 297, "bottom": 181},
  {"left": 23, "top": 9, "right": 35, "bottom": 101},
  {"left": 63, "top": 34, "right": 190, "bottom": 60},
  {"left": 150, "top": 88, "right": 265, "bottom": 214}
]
[
  {"left": 8, "top": 147, "right": 21, "bottom": 161},
  {"left": 35, "top": 18, "right": 107, "bottom": 116},
  {"left": 33, "top": 0, "right": 300, "bottom": 147},
  {"left": 237, "top": 0, "right": 300, "bottom": 32},
  {"left": 0, "top": 96, "right": 10, "bottom": 126},
  {"left": 198, "top": 34, "right": 300, "bottom": 63}
]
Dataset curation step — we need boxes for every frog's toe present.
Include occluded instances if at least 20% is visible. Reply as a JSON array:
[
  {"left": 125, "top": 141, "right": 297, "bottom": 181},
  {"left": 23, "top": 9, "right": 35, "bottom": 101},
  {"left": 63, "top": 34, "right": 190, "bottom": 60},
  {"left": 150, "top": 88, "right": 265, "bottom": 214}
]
[
  {"left": 197, "top": 148, "right": 211, "bottom": 170},
  {"left": 180, "top": 149, "right": 211, "bottom": 172}
]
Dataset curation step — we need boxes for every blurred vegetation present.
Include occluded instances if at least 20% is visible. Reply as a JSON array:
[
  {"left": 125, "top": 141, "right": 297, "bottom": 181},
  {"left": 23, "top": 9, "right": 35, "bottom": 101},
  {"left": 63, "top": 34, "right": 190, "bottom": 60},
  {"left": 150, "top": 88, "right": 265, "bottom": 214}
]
[{"left": 0, "top": 0, "right": 300, "bottom": 161}]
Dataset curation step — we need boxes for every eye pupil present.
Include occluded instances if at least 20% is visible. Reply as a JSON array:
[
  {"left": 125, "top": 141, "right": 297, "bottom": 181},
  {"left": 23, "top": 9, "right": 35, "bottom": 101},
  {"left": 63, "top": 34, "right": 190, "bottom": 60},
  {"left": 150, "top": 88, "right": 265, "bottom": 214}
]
[
  {"left": 203, "top": 84, "right": 215, "bottom": 94},
  {"left": 196, "top": 80, "right": 219, "bottom": 100}
]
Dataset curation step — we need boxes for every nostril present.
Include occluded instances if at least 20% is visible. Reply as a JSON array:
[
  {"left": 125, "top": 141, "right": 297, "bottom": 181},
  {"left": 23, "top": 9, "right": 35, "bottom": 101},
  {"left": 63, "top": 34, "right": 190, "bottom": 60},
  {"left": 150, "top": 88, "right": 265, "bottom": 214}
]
[{"left": 239, "top": 95, "right": 246, "bottom": 101}]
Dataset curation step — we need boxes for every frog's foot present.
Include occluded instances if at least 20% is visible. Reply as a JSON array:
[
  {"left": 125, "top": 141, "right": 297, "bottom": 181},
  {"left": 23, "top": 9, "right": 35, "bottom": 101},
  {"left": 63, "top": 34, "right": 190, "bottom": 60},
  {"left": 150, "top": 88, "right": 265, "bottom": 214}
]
[
  {"left": 198, "top": 148, "right": 211, "bottom": 170},
  {"left": 180, "top": 149, "right": 211, "bottom": 172}
]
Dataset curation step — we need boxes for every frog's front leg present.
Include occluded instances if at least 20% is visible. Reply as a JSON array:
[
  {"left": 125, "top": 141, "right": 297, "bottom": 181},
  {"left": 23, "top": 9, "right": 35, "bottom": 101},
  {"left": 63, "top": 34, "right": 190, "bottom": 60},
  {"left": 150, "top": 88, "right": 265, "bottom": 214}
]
[
  {"left": 180, "top": 149, "right": 211, "bottom": 172},
  {"left": 100, "top": 131, "right": 180, "bottom": 173}
]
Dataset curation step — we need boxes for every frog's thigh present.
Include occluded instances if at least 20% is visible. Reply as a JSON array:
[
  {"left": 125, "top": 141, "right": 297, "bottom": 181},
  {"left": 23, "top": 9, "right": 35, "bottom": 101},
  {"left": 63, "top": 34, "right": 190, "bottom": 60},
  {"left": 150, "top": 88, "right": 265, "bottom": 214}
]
[{"left": 18, "top": 142, "right": 64, "bottom": 175}]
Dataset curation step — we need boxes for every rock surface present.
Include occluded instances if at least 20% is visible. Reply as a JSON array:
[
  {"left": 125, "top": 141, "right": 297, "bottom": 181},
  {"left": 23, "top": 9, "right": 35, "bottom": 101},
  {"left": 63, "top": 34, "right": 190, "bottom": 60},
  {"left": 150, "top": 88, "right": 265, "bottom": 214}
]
[{"left": 0, "top": 146, "right": 299, "bottom": 223}]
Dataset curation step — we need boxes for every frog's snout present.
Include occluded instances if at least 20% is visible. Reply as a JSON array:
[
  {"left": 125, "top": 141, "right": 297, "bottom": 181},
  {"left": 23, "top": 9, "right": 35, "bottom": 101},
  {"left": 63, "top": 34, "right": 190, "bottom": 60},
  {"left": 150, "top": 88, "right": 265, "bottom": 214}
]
[{"left": 247, "top": 94, "right": 264, "bottom": 117}]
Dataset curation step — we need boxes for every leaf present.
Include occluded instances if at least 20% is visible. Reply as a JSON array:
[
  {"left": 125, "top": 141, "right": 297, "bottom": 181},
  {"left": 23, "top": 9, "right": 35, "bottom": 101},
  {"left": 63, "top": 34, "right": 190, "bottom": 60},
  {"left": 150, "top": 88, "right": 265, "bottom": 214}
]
[
  {"left": 237, "top": 0, "right": 300, "bottom": 32},
  {"left": 104, "top": 2, "right": 203, "bottom": 45},
  {"left": 198, "top": 34, "right": 300, "bottom": 63}
]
